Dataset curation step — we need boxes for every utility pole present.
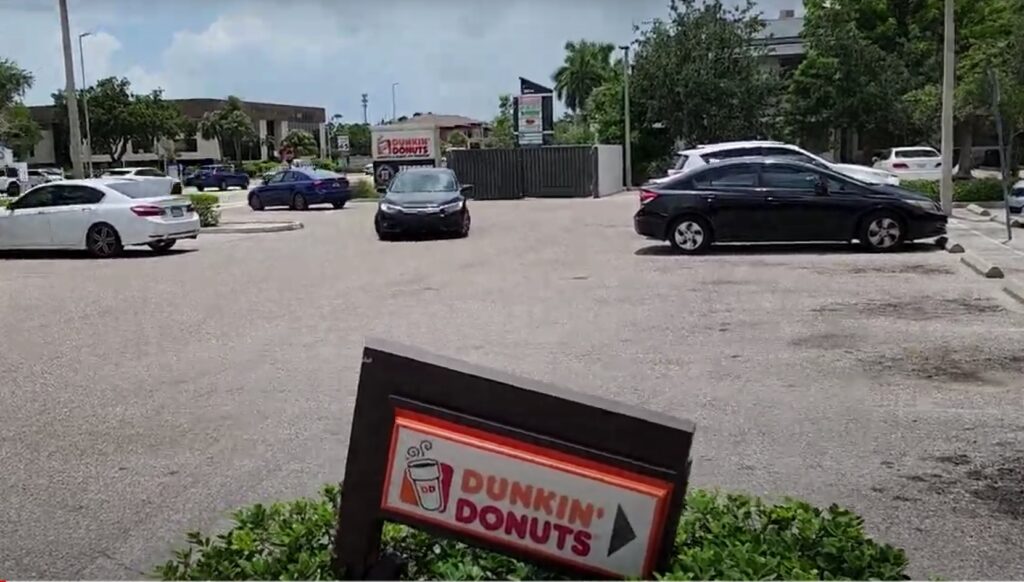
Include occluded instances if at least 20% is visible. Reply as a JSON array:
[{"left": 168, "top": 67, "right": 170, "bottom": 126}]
[
  {"left": 78, "top": 32, "right": 93, "bottom": 177},
  {"left": 619, "top": 44, "right": 632, "bottom": 190},
  {"left": 391, "top": 82, "right": 398, "bottom": 122},
  {"left": 361, "top": 93, "right": 368, "bottom": 125},
  {"left": 59, "top": 0, "right": 84, "bottom": 178},
  {"left": 939, "top": 0, "right": 955, "bottom": 216}
]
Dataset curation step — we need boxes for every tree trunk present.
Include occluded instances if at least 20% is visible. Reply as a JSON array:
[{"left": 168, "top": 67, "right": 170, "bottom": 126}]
[
  {"left": 234, "top": 140, "right": 242, "bottom": 163},
  {"left": 955, "top": 118, "right": 974, "bottom": 179}
]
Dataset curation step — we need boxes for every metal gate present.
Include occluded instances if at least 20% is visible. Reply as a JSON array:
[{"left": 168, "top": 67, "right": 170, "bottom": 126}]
[{"left": 448, "top": 146, "right": 597, "bottom": 199}]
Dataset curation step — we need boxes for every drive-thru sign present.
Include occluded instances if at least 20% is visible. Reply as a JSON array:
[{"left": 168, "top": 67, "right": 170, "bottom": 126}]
[{"left": 333, "top": 339, "right": 695, "bottom": 579}]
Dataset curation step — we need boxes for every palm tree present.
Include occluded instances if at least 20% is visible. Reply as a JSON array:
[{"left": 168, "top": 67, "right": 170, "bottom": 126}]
[
  {"left": 197, "top": 96, "right": 256, "bottom": 162},
  {"left": 552, "top": 40, "right": 616, "bottom": 113},
  {"left": 197, "top": 110, "right": 224, "bottom": 158}
]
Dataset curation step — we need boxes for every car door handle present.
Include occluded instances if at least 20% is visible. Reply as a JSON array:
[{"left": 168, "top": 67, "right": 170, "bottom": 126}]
[
  {"left": 704, "top": 195, "right": 716, "bottom": 202},
  {"left": 765, "top": 196, "right": 776, "bottom": 202}
]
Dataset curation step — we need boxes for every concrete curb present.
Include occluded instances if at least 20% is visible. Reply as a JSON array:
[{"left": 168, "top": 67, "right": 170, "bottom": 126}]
[
  {"left": 966, "top": 204, "right": 991, "bottom": 217},
  {"left": 990, "top": 212, "right": 1024, "bottom": 228},
  {"left": 202, "top": 221, "right": 304, "bottom": 234},
  {"left": 935, "top": 236, "right": 965, "bottom": 253},
  {"left": 1003, "top": 281, "right": 1024, "bottom": 305},
  {"left": 960, "top": 251, "right": 1005, "bottom": 279}
]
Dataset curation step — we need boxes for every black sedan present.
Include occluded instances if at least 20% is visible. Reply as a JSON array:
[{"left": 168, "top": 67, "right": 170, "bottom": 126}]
[
  {"left": 634, "top": 158, "right": 947, "bottom": 253},
  {"left": 374, "top": 168, "right": 472, "bottom": 240}
]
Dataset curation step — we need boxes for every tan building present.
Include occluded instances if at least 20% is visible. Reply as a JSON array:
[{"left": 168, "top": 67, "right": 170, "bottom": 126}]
[
  {"left": 384, "top": 113, "right": 491, "bottom": 146},
  {"left": 27, "top": 98, "right": 327, "bottom": 168}
]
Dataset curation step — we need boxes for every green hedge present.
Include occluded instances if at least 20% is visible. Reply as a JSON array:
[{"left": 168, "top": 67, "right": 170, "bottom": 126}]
[
  {"left": 157, "top": 485, "right": 910, "bottom": 581},
  {"left": 242, "top": 161, "right": 283, "bottom": 178},
  {"left": 351, "top": 178, "right": 377, "bottom": 199},
  {"left": 188, "top": 194, "right": 220, "bottom": 227},
  {"left": 0, "top": 198, "right": 8, "bottom": 208},
  {"left": 901, "top": 178, "right": 1005, "bottom": 202}
]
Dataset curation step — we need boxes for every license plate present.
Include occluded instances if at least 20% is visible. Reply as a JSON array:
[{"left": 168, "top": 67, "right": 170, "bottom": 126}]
[{"left": 171, "top": 207, "right": 183, "bottom": 217}]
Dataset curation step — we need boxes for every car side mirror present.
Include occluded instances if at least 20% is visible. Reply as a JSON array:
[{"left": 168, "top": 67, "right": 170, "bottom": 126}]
[
  {"left": 815, "top": 177, "right": 829, "bottom": 196},
  {"left": 375, "top": 186, "right": 387, "bottom": 194},
  {"left": 871, "top": 156, "right": 880, "bottom": 164},
  {"left": 460, "top": 184, "right": 474, "bottom": 197}
]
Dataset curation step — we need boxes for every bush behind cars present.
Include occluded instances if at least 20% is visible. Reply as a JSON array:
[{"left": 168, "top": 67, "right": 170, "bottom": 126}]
[
  {"left": 156, "top": 484, "right": 911, "bottom": 581},
  {"left": 901, "top": 178, "right": 1005, "bottom": 202},
  {"left": 188, "top": 194, "right": 220, "bottom": 227}
]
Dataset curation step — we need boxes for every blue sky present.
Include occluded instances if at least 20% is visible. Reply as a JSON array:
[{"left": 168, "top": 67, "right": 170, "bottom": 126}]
[{"left": 1, "top": 0, "right": 796, "bottom": 123}]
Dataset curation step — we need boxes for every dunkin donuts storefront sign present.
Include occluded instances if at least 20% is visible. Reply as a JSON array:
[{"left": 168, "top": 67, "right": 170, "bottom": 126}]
[{"left": 333, "top": 339, "right": 695, "bottom": 579}]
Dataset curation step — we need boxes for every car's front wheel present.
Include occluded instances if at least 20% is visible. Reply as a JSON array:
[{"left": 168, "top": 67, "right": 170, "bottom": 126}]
[
  {"left": 457, "top": 210, "right": 471, "bottom": 238},
  {"left": 249, "top": 193, "right": 264, "bottom": 211},
  {"left": 292, "top": 193, "right": 308, "bottom": 211},
  {"left": 7, "top": 182, "right": 20, "bottom": 197},
  {"left": 218, "top": 180, "right": 227, "bottom": 191},
  {"left": 332, "top": 201, "right": 346, "bottom": 209},
  {"left": 668, "top": 215, "right": 712, "bottom": 254},
  {"left": 196, "top": 185, "right": 205, "bottom": 192},
  {"left": 859, "top": 211, "right": 904, "bottom": 252},
  {"left": 86, "top": 223, "right": 122, "bottom": 258},
  {"left": 147, "top": 240, "right": 177, "bottom": 253}
]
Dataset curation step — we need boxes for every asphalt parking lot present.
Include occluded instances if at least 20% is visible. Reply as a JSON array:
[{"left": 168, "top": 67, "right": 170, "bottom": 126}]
[{"left": 1, "top": 195, "right": 1022, "bottom": 579}]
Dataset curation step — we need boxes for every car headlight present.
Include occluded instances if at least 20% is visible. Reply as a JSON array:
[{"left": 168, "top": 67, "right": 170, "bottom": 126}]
[
  {"left": 440, "top": 199, "right": 464, "bottom": 212},
  {"left": 908, "top": 199, "right": 942, "bottom": 213},
  {"left": 379, "top": 202, "right": 401, "bottom": 213}
]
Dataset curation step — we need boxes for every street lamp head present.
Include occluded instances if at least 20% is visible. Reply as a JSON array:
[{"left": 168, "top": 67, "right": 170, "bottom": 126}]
[
  {"left": 619, "top": 44, "right": 630, "bottom": 50},
  {"left": 79, "top": 31, "right": 93, "bottom": 39}
]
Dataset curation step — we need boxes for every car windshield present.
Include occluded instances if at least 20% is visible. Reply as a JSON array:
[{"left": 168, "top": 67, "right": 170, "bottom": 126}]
[
  {"left": 895, "top": 149, "right": 939, "bottom": 158},
  {"left": 389, "top": 171, "right": 456, "bottom": 193}
]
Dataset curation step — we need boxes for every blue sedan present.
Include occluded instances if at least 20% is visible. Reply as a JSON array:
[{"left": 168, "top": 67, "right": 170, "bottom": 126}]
[{"left": 248, "top": 168, "right": 351, "bottom": 211}]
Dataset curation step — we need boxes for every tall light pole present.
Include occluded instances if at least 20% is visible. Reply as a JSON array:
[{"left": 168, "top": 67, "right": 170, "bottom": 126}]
[
  {"left": 78, "top": 32, "right": 93, "bottom": 177},
  {"left": 361, "top": 93, "right": 368, "bottom": 124},
  {"left": 939, "top": 0, "right": 955, "bottom": 215},
  {"left": 619, "top": 44, "right": 632, "bottom": 190},
  {"left": 59, "top": 0, "right": 84, "bottom": 178},
  {"left": 391, "top": 82, "right": 399, "bottom": 122}
]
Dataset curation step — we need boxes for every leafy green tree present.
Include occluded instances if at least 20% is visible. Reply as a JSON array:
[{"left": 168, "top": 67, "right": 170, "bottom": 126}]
[
  {"left": 552, "top": 40, "right": 616, "bottom": 113},
  {"left": 346, "top": 123, "right": 371, "bottom": 156},
  {"left": 281, "top": 129, "right": 319, "bottom": 156},
  {"left": 553, "top": 114, "right": 593, "bottom": 145},
  {"left": 0, "top": 59, "right": 40, "bottom": 158},
  {"left": 631, "top": 0, "right": 779, "bottom": 149},
  {"left": 446, "top": 130, "right": 469, "bottom": 149},
  {"left": 198, "top": 96, "right": 257, "bottom": 162},
  {"left": 586, "top": 61, "right": 626, "bottom": 144},
  {"left": 486, "top": 94, "right": 515, "bottom": 148}
]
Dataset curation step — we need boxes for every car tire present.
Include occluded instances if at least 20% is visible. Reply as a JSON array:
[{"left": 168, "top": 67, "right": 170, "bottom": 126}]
[
  {"left": 332, "top": 201, "right": 346, "bottom": 209},
  {"left": 249, "top": 193, "right": 264, "bottom": 211},
  {"left": 7, "top": 182, "right": 20, "bottom": 197},
  {"left": 196, "top": 185, "right": 205, "bottom": 192},
  {"left": 147, "top": 240, "right": 177, "bottom": 253},
  {"left": 86, "top": 223, "right": 123, "bottom": 258},
  {"left": 218, "top": 180, "right": 227, "bottom": 191},
  {"left": 859, "top": 211, "right": 904, "bottom": 252},
  {"left": 457, "top": 210, "right": 471, "bottom": 238},
  {"left": 667, "top": 215, "right": 712, "bottom": 254},
  {"left": 292, "top": 193, "right": 308, "bottom": 211}
]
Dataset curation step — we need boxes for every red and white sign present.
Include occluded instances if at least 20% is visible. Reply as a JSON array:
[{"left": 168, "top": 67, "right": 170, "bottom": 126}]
[
  {"left": 375, "top": 129, "right": 436, "bottom": 161},
  {"left": 381, "top": 409, "right": 673, "bottom": 578}
]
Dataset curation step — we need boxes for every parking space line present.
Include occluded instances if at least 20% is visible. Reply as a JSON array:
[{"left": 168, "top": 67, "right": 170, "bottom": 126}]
[{"left": 949, "top": 221, "right": 1024, "bottom": 258}]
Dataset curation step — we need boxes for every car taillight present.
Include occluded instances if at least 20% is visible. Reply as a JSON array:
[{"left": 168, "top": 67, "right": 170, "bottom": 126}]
[
  {"left": 892, "top": 162, "right": 909, "bottom": 169},
  {"left": 131, "top": 204, "right": 164, "bottom": 216},
  {"left": 639, "top": 189, "right": 659, "bottom": 205}
]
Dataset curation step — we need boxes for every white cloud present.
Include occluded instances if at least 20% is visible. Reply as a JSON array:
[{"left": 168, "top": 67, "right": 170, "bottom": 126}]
[{"left": 2, "top": 0, "right": 800, "bottom": 121}]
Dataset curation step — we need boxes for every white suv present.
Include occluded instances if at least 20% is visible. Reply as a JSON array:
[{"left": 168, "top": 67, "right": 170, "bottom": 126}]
[{"left": 655, "top": 141, "right": 901, "bottom": 186}]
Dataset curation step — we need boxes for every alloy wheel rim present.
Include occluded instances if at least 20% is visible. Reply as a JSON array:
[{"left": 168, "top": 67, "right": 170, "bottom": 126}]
[
  {"left": 674, "top": 221, "right": 704, "bottom": 250},
  {"left": 90, "top": 227, "right": 115, "bottom": 255},
  {"left": 867, "top": 218, "right": 900, "bottom": 248}
]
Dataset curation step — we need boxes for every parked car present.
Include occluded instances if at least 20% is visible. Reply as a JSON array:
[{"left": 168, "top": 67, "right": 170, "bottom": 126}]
[
  {"left": 102, "top": 166, "right": 182, "bottom": 195},
  {"left": 1, "top": 166, "right": 21, "bottom": 197},
  {"left": 363, "top": 162, "right": 374, "bottom": 175},
  {"left": 872, "top": 147, "right": 944, "bottom": 181},
  {"left": 634, "top": 157, "right": 947, "bottom": 253},
  {"left": 1010, "top": 180, "right": 1024, "bottom": 214},
  {"left": 183, "top": 164, "right": 250, "bottom": 191},
  {"left": 38, "top": 167, "right": 64, "bottom": 181},
  {"left": 374, "top": 167, "right": 472, "bottom": 240},
  {"left": 0, "top": 179, "right": 199, "bottom": 257},
  {"left": 25, "top": 169, "right": 55, "bottom": 188},
  {"left": 654, "top": 141, "right": 901, "bottom": 186},
  {"left": 248, "top": 167, "right": 351, "bottom": 210}
]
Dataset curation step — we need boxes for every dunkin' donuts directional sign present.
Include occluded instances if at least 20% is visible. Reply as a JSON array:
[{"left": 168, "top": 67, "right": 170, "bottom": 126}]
[{"left": 333, "top": 339, "right": 695, "bottom": 580}]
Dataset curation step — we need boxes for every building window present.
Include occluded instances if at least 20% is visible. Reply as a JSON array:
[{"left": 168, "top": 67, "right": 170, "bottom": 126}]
[{"left": 175, "top": 137, "right": 198, "bottom": 152}]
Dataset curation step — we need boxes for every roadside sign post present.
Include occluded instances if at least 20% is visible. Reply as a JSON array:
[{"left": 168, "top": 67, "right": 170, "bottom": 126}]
[{"left": 332, "top": 339, "right": 695, "bottom": 580}]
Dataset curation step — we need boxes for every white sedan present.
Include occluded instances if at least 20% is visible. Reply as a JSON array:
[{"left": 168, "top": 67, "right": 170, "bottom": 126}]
[
  {"left": 873, "top": 147, "right": 944, "bottom": 181},
  {"left": 102, "top": 166, "right": 182, "bottom": 195},
  {"left": 0, "top": 179, "right": 200, "bottom": 257}
]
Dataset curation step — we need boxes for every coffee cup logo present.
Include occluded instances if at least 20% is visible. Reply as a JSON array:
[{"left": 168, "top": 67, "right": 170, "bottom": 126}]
[{"left": 399, "top": 440, "right": 453, "bottom": 513}]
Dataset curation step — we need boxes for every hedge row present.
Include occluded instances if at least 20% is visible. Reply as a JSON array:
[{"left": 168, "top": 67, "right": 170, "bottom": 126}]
[
  {"left": 901, "top": 178, "right": 1005, "bottom": 202},
  {"left": 351, "top": 178, "right": 377, "bottom": 199},
  {"left": 157, "top": 485, "right": 911, "bottom": 581},
  {"left": 188, "top": 193, "right": 220, "bottom": 227}
]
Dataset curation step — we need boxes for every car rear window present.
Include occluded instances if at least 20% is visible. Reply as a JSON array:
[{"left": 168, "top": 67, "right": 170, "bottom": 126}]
[
  {"left": 106, "top": 180, "right": 156, "bottom": 198},
  {"left": 104, "top": 169, "right": 133, "bottom": 176},
  {"left": 895, "top": 149, "right": 939, "bottom": 158}
]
